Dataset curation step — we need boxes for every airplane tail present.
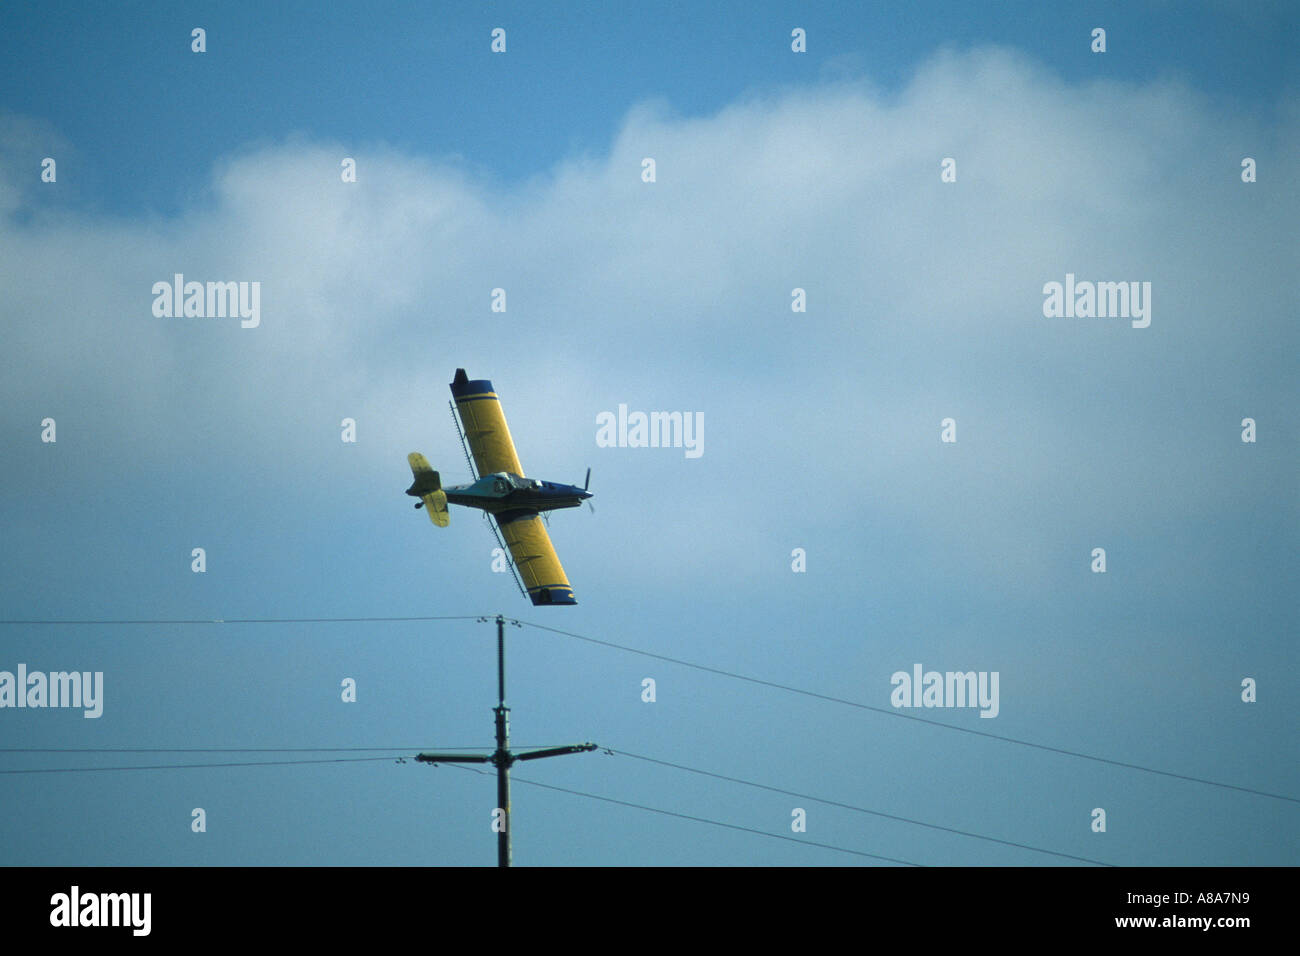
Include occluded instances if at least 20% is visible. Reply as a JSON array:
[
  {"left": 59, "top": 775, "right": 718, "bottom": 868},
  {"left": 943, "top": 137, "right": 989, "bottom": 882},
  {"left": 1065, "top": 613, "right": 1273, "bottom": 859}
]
[{"left": 407, "top": 452, "right": 450, "bottom": 527}]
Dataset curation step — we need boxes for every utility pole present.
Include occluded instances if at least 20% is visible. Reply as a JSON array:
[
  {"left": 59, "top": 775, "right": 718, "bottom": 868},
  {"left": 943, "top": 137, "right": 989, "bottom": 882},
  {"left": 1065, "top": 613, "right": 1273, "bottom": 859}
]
[{"left": 416, "top": 614, "right": 596, "bottom": 867}]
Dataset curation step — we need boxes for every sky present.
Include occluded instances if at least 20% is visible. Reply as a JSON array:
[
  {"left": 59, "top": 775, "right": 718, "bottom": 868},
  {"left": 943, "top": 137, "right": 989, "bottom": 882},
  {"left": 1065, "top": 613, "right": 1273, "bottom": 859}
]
[{"left": 1, "top": 1, "right": 1296, "bottom": 867}]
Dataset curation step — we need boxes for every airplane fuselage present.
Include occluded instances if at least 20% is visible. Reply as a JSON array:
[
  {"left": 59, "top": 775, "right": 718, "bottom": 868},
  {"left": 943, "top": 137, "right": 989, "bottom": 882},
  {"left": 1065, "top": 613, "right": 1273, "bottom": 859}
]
[{"left": 409, "top": 471, "right": 591, "bottom": 516}]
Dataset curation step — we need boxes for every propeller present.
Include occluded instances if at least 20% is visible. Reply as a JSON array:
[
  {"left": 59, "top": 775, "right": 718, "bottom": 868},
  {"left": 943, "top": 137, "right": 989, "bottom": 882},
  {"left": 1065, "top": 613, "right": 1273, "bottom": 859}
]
[{"left": 585, "top": 467, "right": 594, "bottom": 514}]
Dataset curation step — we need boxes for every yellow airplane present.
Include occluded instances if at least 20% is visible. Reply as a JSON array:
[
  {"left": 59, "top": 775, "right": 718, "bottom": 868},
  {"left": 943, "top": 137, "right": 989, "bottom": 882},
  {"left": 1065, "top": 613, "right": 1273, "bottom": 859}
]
[{"left": 405, "top": 369, "right": 591, "bottom": 606}]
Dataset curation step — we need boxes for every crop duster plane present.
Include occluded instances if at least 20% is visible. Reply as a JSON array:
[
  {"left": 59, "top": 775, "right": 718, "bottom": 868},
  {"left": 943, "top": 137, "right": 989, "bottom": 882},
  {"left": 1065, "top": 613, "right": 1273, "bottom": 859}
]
[{"left": 405, "top": 368, "right": 592, "bottom": 606}]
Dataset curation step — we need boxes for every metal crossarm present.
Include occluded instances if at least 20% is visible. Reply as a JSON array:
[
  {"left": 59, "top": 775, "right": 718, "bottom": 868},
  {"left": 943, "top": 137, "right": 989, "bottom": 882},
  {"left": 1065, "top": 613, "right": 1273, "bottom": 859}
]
[
  {"left": 515, "top": 743, "right": 598, "bottom": 762},
  {"left": 414, "top": 753, "right": 491, "bottom": 764}
]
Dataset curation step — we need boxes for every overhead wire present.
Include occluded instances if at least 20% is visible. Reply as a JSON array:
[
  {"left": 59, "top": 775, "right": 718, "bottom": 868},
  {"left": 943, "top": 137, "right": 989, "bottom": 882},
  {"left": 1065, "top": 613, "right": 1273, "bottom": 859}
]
[
  {"left": 0, "top": 615, "right": 484, "bottom": 626},
  {"left": 0, "top": 755, "right": 403, "bottom": 775},
  {"left": 3, "top": 744, "right": 1114, "bottom": 864},
  {"left": 0, "top": 746, "right": 549, "bottom": 753},
  {"left": 2, "top": 613, "right": 1293, "bottom": 804},
  {"left": 605, "top": 747, "right": 1114, "bottom": 865},
  {"left": 439, "top": 761, "right": 922, "bottom": 866},
  {"left": 514, "top": 618, "right": 1300, "bottom": 805}
]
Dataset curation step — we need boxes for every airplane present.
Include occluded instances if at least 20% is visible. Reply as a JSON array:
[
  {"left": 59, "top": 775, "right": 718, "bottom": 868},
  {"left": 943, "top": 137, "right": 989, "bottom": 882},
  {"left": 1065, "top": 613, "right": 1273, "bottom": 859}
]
[{"left": 405, "top": 368, "right": 592, "bottom": 606}]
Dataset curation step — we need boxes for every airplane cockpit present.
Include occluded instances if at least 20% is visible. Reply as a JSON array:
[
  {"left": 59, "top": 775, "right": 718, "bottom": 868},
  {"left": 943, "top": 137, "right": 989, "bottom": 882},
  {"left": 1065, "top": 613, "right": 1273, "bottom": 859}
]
[{"left": 482, "top": 473, "right": 545, "bottom": 496}]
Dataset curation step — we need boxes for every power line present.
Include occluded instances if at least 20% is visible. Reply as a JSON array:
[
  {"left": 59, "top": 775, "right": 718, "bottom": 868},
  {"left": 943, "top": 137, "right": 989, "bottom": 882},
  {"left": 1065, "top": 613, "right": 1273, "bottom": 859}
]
[
  {"left": 0, "top": 756, "right": 404, "bottom": 775},
  {"left": 3, "top": 743, "right": 928, "bottom": 864},
  {"left": 0, "top": 615, "right": 485, "bottom": 626},
  {"left": 607, "top": 748, "right": 1114, "bottom": 866},
  {"left": 4, "top": 612, "right": 1292, "bottom": 805},
  {"left": 513, "top": 774, "right": 923, "bottom": 865},
  {"left": 0, "top": 746, "right": 554, "bottom": 754},
  {"left": 441, "top": 761, "right": 921, "bottom": 866},
  {"left": 0, "top": 743, "right": 1114, "bottom": 864},
  {"left": 515, "top": 619, "right": 1300, "bottom": 806}
]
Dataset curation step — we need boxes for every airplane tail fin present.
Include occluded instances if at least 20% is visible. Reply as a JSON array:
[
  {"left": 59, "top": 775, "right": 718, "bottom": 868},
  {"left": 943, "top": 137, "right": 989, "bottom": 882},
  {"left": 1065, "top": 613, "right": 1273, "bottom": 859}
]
[{"left": 407, "top": 453, "right": 450, "bottom": 527}]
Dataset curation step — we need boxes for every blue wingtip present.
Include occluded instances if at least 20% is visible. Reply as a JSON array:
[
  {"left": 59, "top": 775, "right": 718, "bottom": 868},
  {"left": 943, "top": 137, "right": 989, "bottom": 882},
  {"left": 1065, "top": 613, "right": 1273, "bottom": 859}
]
[
  {"left": 450, "top": 368, "right": 495, "bottom": 398},
  {"left": 529, "top": 586, "right": 577, "bottom": 606}
]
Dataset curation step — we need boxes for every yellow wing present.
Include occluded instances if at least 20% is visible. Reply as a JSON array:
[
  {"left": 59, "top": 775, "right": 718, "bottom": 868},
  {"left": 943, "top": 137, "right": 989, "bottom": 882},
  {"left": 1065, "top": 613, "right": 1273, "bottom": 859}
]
[
  {"left": 421, "top": 492, "right": 449, "bottom": 526},
  {"left": 498, "top": 514, "right": 577, "bottom": 605},
  {"left": 450, "top": 369, "right": 524, "bottom": 477}
]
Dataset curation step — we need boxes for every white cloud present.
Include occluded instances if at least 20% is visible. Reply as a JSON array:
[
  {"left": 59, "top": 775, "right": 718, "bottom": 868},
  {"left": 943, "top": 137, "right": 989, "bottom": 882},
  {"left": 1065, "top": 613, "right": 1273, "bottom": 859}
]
[{"left": 2, "top": 47, "right": 1293, "bottom": 597}]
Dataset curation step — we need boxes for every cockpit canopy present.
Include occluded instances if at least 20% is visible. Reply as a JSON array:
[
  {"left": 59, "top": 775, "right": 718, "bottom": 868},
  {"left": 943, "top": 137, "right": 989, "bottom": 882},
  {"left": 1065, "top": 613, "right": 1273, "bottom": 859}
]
[{"left": 481, "top": 472, "right": 543, "bottom": 496}]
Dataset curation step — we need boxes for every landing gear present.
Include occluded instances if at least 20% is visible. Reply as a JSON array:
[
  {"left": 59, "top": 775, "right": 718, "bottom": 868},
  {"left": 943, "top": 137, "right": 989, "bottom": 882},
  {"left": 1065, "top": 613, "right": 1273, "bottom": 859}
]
[{"left": 414, "top": 501, "right": 424, "bottom": 509}]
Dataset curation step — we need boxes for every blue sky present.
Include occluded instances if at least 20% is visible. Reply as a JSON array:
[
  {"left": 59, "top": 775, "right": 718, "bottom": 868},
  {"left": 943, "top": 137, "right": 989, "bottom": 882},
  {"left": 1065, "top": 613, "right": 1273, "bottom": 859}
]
[{"left": 1, "top": 1, "right": 1296, "bottom": 866}]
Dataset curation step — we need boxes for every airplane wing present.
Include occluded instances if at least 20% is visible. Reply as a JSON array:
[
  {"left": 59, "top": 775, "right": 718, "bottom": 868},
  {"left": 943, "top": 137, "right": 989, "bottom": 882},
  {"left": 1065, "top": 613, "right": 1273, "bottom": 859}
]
[
  {"left": 450, "top": 368, "right": 525, "bottom": 477},
  {"left": 497, "top": 512, "right": 577, "bottom": 605}
]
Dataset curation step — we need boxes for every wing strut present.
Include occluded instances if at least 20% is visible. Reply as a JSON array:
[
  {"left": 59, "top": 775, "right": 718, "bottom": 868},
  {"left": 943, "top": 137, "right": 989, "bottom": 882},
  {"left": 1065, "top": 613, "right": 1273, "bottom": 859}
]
[
  {"left": 485, "top": 513, "right": 528, "bottom": 599},
  {"left": 450, "top": 400, "right": 478, "bottom": 480}
]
